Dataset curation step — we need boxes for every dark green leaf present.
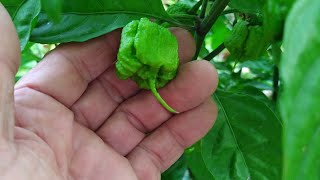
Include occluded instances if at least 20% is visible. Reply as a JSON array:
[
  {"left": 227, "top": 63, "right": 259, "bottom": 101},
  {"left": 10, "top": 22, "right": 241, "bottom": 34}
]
[
  {"left": 240, "top": 59, "right": 273, "bottom": 76},
  {"left": 241, "top": 81, "right": 273, "bottom": 91},
  {"left": 12, "top": 0, "right": 41, "bottom": 50},
  {"left": 280, "top": 0, "right": 320, "bottom": 179},
  {"left": 186, "top": 144, "right": 216, "bottom": 180},
  {"left": 187, "top": 91, "right": 282, "bottom": 180},
  {"left": 30, "top": 13, "right": 141, "bottom": 43},
  {"left": 229, "top": 0, "right": 265, "bottom": 14},
  {"left": 2, "top": 0, "right": 24, "bottom": 16},
  {"left": 30, "top": 0, "right": 178, "bottom": 43},
  {"left": 41, "top": 0, "right": 62, "bottom": 23},
  {"left": 161, "top": 155, "right": 190, "bottom": 180}
]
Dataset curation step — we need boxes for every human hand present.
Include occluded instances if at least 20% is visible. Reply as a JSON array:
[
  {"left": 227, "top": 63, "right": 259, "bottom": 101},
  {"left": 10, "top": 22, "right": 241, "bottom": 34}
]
[{"left": 0, "top": 4, "right": 218, "bottom": 180}]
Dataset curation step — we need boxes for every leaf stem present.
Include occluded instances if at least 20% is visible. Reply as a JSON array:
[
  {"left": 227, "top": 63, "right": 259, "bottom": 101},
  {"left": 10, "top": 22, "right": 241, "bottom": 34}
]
[
  {"left": 204, "top": 43, "right": 225, "bottom": 60},
  {"left": 149, "top": 79, "right": 178, "bottom": 114}
]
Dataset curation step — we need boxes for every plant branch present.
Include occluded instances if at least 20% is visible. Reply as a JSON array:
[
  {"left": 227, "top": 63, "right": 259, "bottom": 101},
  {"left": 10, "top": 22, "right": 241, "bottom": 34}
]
[
  {"left": 193, "top": 0, "right": 229, "bottom": 59},
  {"left": 188, "top": 0, "right": 202, "bottom": 15},
  {"left": 199, "top": 0, "right": 230, "bottom": 36},
  {"left": 204, "top": 43, "right": 225, "bottom": 60},
  {"left": 194, "top": 34, "right": 205, "bottom": 60},
  {"left": 200, "top": 0, "right": 209, "bottom": 19}
]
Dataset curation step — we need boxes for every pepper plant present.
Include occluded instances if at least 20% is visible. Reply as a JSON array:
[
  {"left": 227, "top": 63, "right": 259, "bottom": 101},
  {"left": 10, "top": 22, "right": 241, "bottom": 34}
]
[{"left": 2, "top": 0, "right": 320, "bottom": 179}]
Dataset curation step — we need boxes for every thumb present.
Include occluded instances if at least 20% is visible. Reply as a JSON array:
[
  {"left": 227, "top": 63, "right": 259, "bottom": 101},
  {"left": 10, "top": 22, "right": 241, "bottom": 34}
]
[{"left": 0, "top": 3, "right": 20, "bottom": 142}]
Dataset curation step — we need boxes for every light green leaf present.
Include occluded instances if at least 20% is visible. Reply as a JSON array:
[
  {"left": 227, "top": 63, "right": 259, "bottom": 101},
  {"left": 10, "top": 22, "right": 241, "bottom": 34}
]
[
  {"left": 12, "top": 0, "right": 41, "bottom": 50},
  {"left": 178, "top": 0, "right": 198, "bottom": 7},
  {"left": 206, "top": 16, "right": 231, "bottom": 51},
  {"left": 187, "top": 91, "right": 282, "bottom": 180},
  {"left": 280, "top": 0, "right": 320, "bottom": 179},
  {"left": 16, "top": 42, "right": 40, "bottom": 82}
]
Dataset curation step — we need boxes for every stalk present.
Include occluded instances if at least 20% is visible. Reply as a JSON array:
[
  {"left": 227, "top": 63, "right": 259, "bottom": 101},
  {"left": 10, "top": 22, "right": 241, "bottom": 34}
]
[{"left": 149, "top": 79, "right": 178, "bottom": 114}]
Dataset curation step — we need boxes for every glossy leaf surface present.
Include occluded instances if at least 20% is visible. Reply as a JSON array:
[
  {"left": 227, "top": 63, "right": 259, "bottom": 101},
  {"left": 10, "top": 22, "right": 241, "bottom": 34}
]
[
  {"left": 187, "top": 91, "right": 282, "bottom": 180},
  {"left": 280, "top": 0, "right": 320, "bottom": 179}
]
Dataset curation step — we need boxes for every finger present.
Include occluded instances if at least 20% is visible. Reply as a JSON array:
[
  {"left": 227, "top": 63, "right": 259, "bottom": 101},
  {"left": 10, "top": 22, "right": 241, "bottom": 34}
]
[
  {"left": 128, "top": 99, "right": 218, "bottom": 180},
  {"left": 97, "top": 60, "right": 218, "bottom": 155},
  {"left": 0, "top": 3, "right": 20, "bottom": 141},
  {"left": 170, "top": 27, "right": 196, "bottom": 62},
  {"left": 15, "top": 29, "right": 122, "bottom": 107},
  {"left": 71, "top": 28, "right": 196, "bottom": 130}
]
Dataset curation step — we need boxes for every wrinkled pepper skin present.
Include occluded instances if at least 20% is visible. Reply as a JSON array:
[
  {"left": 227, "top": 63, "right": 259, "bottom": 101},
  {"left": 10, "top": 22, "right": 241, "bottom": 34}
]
[
  {"left": 166, "top": 3, "right": 191, "bottom": 15},
  {"left": 224, "top": 20, "right": 249, "bottom": 61},
  {"left": 116, "top": 18, "right": 179, "bottom": 113},
  {"left": 224, "top": 20, "right": 267, "bottom": 61},
  {"left": 160, "top": 3, "right": 194, "bottom": 28},
  {"left": 244, "top": 25, "right": 267, "bottom": 59}
]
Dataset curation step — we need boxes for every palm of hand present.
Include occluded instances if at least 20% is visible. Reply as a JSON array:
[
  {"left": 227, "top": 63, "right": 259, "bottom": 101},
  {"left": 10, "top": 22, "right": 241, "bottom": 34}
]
[{"left": 0, "top": 5, "right": 218, "bottom": 180}]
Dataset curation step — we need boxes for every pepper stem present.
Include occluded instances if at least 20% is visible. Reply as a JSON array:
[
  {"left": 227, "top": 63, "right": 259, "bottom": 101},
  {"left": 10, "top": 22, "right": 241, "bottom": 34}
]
[{"left": 148, "top": 79, "right": 179, "bottom": 114}]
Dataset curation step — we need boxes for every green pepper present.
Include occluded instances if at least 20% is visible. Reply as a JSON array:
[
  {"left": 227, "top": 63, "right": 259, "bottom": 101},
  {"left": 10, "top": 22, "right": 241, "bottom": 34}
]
[
  {"left": 224, "top": 20, "right": 249, "bottom": 61},
  {"left": 160, "top": 3, "right": 194, "bottom": 28},
  {"left": 244, "top": 25, "right": 268, "bottom": 59},
  {"left": 116, "top": 18, "right": 179, "bottom": 113},
  {"left": 166, "top": 3, "right": 191, "bottom": 15},
  {"left": 224, "top": 20, "right": 268, "bottom": 61}
]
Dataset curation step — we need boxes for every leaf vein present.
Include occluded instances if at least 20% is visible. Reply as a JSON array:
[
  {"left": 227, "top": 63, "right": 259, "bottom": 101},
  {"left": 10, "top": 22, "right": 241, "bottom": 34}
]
[{"left": 214, "top": 93, "right": 251, "bottom": 178}]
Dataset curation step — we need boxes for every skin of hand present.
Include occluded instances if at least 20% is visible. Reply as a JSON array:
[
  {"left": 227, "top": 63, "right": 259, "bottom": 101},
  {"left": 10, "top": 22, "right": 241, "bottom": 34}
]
[{"left": 0, "top": 3, "right": 218, "bottom": 180}]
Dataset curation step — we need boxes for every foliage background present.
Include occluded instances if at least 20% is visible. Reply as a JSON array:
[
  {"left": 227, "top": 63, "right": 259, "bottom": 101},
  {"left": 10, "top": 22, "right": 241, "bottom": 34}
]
[{"left": 2, "top": 0, "right": 319, "bottom": 179}]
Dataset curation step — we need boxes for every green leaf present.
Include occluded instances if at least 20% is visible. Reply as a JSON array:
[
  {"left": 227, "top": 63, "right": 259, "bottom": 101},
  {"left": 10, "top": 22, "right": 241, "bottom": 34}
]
[
  {"left": 40, "top": 0, "right": 62, "bottom": 23},
  {"left": 199, "top": 43, "right": 209, "bottom": 59},
  {"left": 240, "top": 59, "right": 273, "bottom": 76},
  {"left": 186, "top": 143, "right": 216, "bottom": 180},
  {"left": 16, "top": 42, "right": 40, "bottom": 82},
  {"left": 1, "top": 0, "right": 24, "bottom": 16},
  {"left": 241, "top": 81, "right": 273, "bottom": 91},
  {"left": 12, "top": 0, "right": 41, "bottom": 50},
  {"left": 30, "top": 0, "right": 178, "bottom": 43},
  {"left": 280, "top": 0, "right": 320, "bottom": 179},
  {"left": 30, "top": 13, "right": 141, "bottom": 43},
  {"left": 206, "top": 16, "right": 231, "bottom": 50},
  {"left": 229, "top": 0, "right": 265, "bottom": 14},
  {"left": 187, "top": 91, "right": 282, "bottom": 180},
  {"left": 178, "top": 0, "right": 198, "bottom": 7},
  {"left": 161, "top": 155, "right": 190, "bottom": 180}
]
